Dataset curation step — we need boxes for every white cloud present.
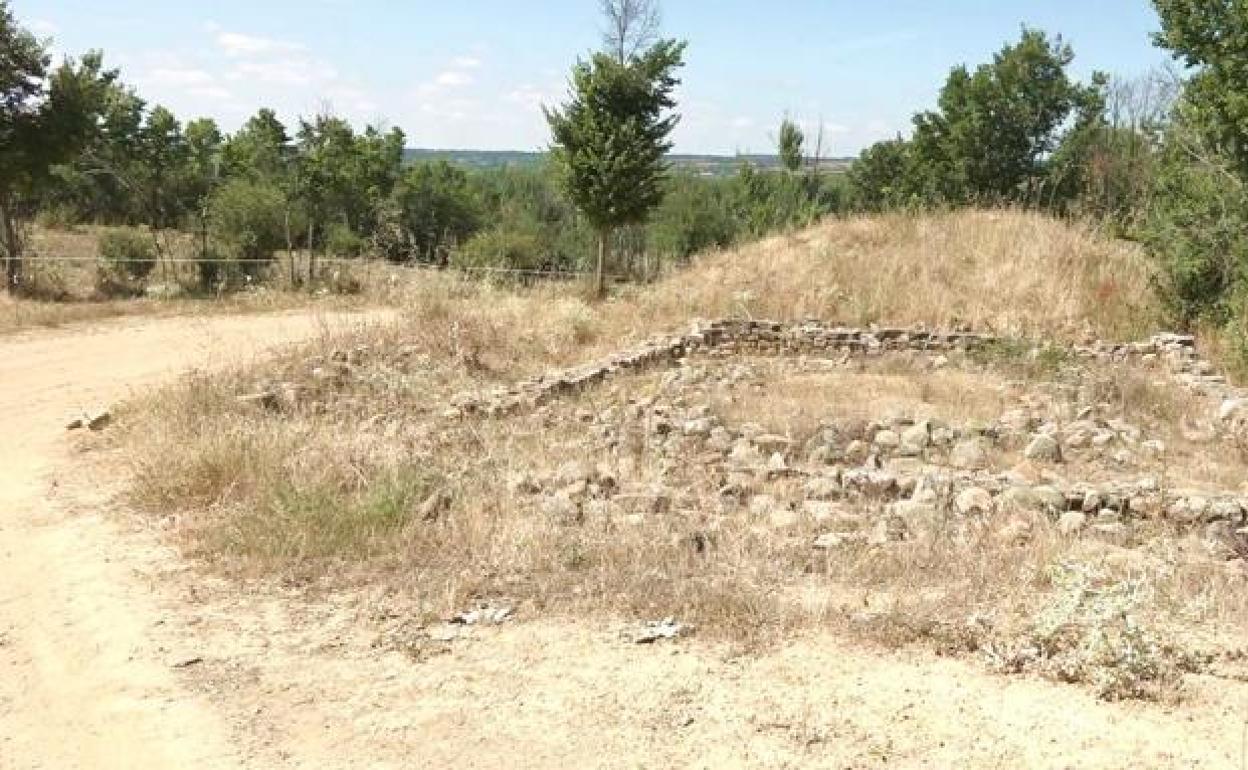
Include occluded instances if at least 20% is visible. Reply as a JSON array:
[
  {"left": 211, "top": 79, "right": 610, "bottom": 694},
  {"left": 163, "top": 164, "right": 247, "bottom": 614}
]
[
  {"left": 451, "top": 56, "right": 482, "bottom": 70},
  {"left": 435, "top": 70, "right": 473, "bottom": 87},
  {"left": 215, "top": 31, "right": 305, "bottom": 57},
  {"left": 230, "top": 58, "right": 338, "bottom": 87},
  {"left": 730, "top": 116, "right": 755, "bottom": 129},
  {"left": 30, "top": 19, "right": 59, "bottom": 36},
  {"left": 140, "top": 67, "right": 216, "bottom": 87}
]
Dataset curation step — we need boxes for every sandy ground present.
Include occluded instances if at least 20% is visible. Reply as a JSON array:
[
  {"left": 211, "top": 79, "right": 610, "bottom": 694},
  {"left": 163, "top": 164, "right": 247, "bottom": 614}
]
[{"left": 2, "top": 309, "right": 1247, "bottom": 769}]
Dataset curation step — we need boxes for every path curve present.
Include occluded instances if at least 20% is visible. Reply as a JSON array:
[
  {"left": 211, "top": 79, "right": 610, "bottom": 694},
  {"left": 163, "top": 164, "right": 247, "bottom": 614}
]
[{"left": 0, "top": 308, "right": 395, "bottom": 769}]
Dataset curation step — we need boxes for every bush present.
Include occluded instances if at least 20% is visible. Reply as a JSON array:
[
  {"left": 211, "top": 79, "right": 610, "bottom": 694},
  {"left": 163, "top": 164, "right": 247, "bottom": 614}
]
[
  {"left": 207, "top": 180, "right": 286, "bottom": 285},
  {"left": 325, "top": 222, "right": 366, "bottom": 258},
  {"left": 96, "top": 228, "right": 157, "bottom": 297},
  {"left": 454, "top": 226, "right": 547, "bottom": 272},
  {"left": 98, "top": 228, "right": 157, "bottom": 281},
  {"left": 1143, "top": 140, "right": 1248, "bottom": 326}
]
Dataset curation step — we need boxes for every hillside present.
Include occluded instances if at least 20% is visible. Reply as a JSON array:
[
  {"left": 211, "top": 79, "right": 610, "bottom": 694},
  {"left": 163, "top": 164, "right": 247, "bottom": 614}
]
[{"left": 403, "top": 147, "right": 854, "bottom": 176}]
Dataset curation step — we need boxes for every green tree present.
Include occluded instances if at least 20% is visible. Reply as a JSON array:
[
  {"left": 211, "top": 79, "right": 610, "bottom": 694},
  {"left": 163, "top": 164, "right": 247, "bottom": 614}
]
[
  {"left": 1153, "top": 0, "right": 1248, "bottom": 176},
  {"left": 544, "top": 39, "right": 686, "bottom": 296},
  {"left": 222, "top": 108, "right": 290, "bottom": 181},
  {"left": 851, "top": 28, "right": 1102, "bottom": 210},
  {"left": 381, "top": 161, "right": 480, "bottom": 264},
  {"left": 0, "top": 0, "right": 115, "bottom": 290},
  {"left": 778, "top": 118, "right": 804, "bottom": 173}
]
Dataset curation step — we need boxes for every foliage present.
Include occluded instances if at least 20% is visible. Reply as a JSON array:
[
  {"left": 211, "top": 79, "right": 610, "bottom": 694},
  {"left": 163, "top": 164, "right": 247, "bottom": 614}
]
[
  {"left": 0, "top": 0, "right": 117, "bottom": 291},
  {"left": 778, "top": 119, "right": 804, "bottom": 173},
  {"left": 379, "top": 161, "right": 480, "bottom": 263},
  {"left": 986, "top": 563, "right": 1180, "bottom": 701},
  {"left": 206, "top": 179, "right": 286, "bottom": 283},
  {"left": 545, "top": 38, "right": 686, "bottom": 294},
  {"left": 1153, "top": 0, "right": 1248, "bottom": 177},
  {"left": 849, "top": 28, "right": 1103, "bottom": 209},
  {"left": 98, "top": 227, "right": 156, "bottom": 280}
]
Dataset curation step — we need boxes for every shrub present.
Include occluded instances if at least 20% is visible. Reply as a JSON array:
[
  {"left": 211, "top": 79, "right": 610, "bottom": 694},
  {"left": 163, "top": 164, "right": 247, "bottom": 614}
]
[
  {"left": 454, "top": 225, "right": 548, "bottom": 273},
  {"left": 324, "top": 222, "right": 366, "bottom": 258},
  {"left": 207, "top": 179, "right": 286, "bottom": 284},
  {"left": 98, "top": 228, "right": 157, "bottom": 281}
]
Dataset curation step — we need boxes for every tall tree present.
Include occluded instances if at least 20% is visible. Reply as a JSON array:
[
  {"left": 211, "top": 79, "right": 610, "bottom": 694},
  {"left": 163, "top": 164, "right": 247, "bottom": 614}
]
[
  {"left": 1153, "top": 0, "right": 1248, "bottom": 176},
  {"left": 600, "top": 0, "right": 661, "bottom": 64},
  {"left": 0, "top": 1, "right": 115, "bottom": 290},
  {"left": 778, "top": 118, "right": 805, "bottom": 173},
  {"left": 545, "top": 39, "right": 686, "bottom": 297}
]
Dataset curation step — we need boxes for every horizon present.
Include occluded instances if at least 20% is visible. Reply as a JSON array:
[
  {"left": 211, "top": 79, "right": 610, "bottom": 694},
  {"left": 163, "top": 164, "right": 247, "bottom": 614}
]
[{"left": 17, "top": 1, "right": 1172, "bottom": 156}]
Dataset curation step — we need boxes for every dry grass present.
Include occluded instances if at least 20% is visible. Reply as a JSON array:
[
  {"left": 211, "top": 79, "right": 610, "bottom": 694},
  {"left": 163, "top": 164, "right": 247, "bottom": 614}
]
[
  {"left": 615, "top": 210, "right": 1162, "bottom": 343},
  {"left": 112, "top": 209, "right": 1248, "bottom": 697}
]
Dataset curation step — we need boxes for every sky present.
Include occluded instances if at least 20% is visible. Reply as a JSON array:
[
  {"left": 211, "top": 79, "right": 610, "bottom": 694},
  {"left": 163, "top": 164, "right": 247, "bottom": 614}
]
[{"left": 15, "top": 1, "right": 1173, "bottom": 156}]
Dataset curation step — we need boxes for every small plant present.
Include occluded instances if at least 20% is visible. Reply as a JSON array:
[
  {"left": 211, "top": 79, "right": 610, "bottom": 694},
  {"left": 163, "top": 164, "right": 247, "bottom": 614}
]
[
  {"left": 99, "top": 228, "right": 157, "bottom": 280},
  {"left": 985, "top": 562, "right": 1181, "bottom": 701},
  {"left": 96, "top": 228, "right": 157, "bottom": 297},
  {"left": 325, "top": 222, "right": 366, "bottom": 258}
]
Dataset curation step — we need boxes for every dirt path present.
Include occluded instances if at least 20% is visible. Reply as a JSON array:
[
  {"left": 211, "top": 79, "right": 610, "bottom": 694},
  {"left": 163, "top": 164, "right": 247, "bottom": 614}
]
[
  {"left": 0, "top": 309, "right": 395, "bottom": 769},
  {"left": 2, "top": 309, "right": 1248, "bottom": 768}
]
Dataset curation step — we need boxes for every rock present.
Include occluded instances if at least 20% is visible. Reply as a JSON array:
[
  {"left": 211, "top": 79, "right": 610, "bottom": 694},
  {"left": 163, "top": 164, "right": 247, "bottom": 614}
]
[
  {"left": 1058, "top": 510, "right": 1087, "bottom": 536},
  {"left": 542, "top": 494, "right": 581, "bottom": 525},
  {"left": 949, "top": 439, "right": 990, "bottom": 470},
  {"left": 813, "top": 531, "right": 867, "bottom": 550},
  {"left": 418, "top": 489, "right": 453, "bottom": 522},
  {"left": 768, "top": 507, "right": 800, "bottom": 529},
  {"left": 1000, "top": 485, "right": 1066, "bottom": 514},
  {"left": 1167, "top": 496, "right": 1210, "bottom": 524},
  {"left": 729, "top": 439, "right": 764, "bottom": 468},
  {"left": 801, "top": 500, "right": 850, "bottom": 524},
  {"left": 753, "top": 434, "right": 793, "bottom": 454},
  {"left": 682, "top": 417, "right": 715, "bottom": 437},
  {"left": 869, "top": 515, "right": 909, "bottom": 544},
  {"left": 995, "top": 515, "right": 1034, "bottom": 545},
  {"left": 766, "top": 452, "right": 790, "bottom": 475},
  {"left": 844, "top": 440, "right": 871, "bottom": 463},
  {"left": 841, "top": 469, "right": 898, "bottom": 498},
  {"left": 707, "top": 427, "right": 734, "bottom": 451},
  {"left": 634, "top": 618, "right": 686, "bottom": 644},
  {"left": 889, "top": 500, "right": 937, "bottom": 520},
  {"left": 900, "top": 423, "right": 931, "bottom": 453},
  {"left": 803, "top": 476, "right": 842, "bottom": 501},
  {"left": 749, "top": 494, "right": 779, "bottom": 518},
  {"left": 1090, "top": 522, "right": 1130, "bottom": 545},
  {"left": 1024, "top": 434, "right": 1062, "bottom": 463},
  {"left": 554, "top": 461, "right": 593, "bottom": 487},
  {"left": 955, "top": 487, "right": 994, "bottom": 515},
  {"left": 1140, "top": 440, "right": 1166, "bottom": 459},
  {"left": 873, "top": 430, "right": 901, "bottom": 450},
  {"left": 84, "top": 409, "right": 111, "bottom": 432},
  {"left": 1219, "top": 397, "right": 1248, "bottom": 422}
]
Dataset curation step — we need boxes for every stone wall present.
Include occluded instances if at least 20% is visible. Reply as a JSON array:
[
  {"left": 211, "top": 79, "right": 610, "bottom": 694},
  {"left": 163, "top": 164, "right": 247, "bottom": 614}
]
[{"left": 448, "top": 319, "right": 1218, "bottom": 419}]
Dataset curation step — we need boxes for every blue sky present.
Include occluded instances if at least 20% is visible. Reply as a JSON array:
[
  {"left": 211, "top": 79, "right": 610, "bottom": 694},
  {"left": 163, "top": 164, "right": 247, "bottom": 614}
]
[{"left": 16, "top": 1, "right": 1172, "bottom": 155}]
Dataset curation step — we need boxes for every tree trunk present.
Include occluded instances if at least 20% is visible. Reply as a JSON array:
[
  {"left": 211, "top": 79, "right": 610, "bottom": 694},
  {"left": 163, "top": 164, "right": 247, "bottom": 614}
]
[
  {"left": 0, "top": 196, "right": 23, "bottom": 294},
  {"left": 307, "top": 219, "right": 315, "bottom": 285},
  {"left": 285, "top": 209, "right": 296, "bottom": 288},
  {"left": 595, "top": 227, "right": 609, "bottom": 299}
]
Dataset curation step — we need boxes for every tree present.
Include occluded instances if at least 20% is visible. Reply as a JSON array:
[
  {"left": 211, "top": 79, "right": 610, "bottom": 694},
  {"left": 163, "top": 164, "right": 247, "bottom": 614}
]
[
  {"left": 545, "top": 40, "right": 686, "bottom": 296},
  {"left": 848, "top": 27, "right": 1101, "bottom": 210},
  {"left": 1153, "top": 0, "right": 1248, "bottom": 176},
  {"left": 778, "top": 118, "right": 804, "bottom": 173},
  {"left": 0, "top": 0, "right": 115, "bottom": 291},
  {"left": 600, "top": 0, "right": 661, "bottom": 64}
]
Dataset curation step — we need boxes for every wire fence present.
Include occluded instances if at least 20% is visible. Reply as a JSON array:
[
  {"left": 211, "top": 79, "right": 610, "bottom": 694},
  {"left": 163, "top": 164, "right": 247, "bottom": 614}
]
[{"left": 12, "top": 251, "right": 636, "bottom": 297}]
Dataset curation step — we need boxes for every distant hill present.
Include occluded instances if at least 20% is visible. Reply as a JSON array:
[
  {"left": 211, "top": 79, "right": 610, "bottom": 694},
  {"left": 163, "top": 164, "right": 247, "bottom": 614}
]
[{"left": 403, "top": 149, "right": 852, "bottom": 177}]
